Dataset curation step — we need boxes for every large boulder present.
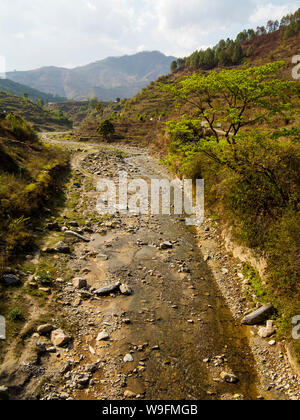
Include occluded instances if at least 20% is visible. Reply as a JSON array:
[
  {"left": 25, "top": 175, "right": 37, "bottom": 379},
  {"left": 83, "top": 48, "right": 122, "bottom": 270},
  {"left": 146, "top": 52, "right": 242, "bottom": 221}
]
[{"left": 242, "top": 304, "right": 275, "bottom": 325}]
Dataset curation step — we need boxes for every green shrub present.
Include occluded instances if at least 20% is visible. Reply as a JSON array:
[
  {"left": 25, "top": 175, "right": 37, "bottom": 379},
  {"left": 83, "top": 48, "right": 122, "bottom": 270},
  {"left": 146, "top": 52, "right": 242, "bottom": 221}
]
[{"left": 8, "top": 308, "right": 24, "bottom": 322}]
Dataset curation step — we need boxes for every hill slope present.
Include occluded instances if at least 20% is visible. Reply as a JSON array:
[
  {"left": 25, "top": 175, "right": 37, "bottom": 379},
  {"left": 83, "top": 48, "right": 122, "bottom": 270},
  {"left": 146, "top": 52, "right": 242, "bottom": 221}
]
[
  {"left": 0, "top": 78, "right": 66, "bottom": 103},
  {"left": 7, "top": 51, "right": 176, "bottom": 101},
  {"left": 0, "top": 91, "right": 72, "bottom": 131}
]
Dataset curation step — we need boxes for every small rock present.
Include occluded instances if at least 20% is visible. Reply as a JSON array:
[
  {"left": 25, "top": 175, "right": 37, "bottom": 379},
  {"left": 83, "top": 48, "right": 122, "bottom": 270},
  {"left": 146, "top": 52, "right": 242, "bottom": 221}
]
[
  {"left": 85, "top": 363, "right": 98, "bottom": 373},
  {"left": 258, "top": 320, "right": 276, "bottom": 338},
  {"left": 220, "top": 372, "right": 239, "bottom": 384},
  {"left": 51, "top": 329, "right": 71, "bottom": 347},
  {"left": 124, "top": 390, "right": 136, "bottom": 398},
  {"left": 242, "top": 304, "right": 275, "bottom": 326},
  {"left": 119, "top": 284, "right": 133, "bottom": 296},
  {"left": 37, "top": 324, "right": 54, "bottom": 335},
  {"left": 269, "top": 340, "right": 276, "bottom": 346},
  {"left": 94, "top": 283, "right": 120, "bottom": 296},
  {"left": 160, "top": 241, "right": 173, "bottom": 250},
  {"left": 65, "top": 230, "right": 90, "bottom": 243},
  {"left": 54, "top": 241, "right": 71, "bottom": 254},
  {"left": 73, "top": 278, "right": 87, "bottom": 289},
  {"left": 1, "top": 274, "right": 21, "bottom": 286},
  {"left": 47, "top": 222, "right": 61, "bottom": 231},
  {"left": 123, "top": 354, "right": 134, "bottom": 363},
  {"left": 98, "top": 254, "right": 109, "bottom": 261},
  {"left": 96, "top": 331, "right": 110, "bottom": 341}
]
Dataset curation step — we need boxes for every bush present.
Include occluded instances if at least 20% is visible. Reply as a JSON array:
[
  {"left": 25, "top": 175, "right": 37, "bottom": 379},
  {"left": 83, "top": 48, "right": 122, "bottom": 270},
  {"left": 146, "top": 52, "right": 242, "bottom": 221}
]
[
  {"left": 98, "top": 119, "right": 115, "bottom": 141},
  {"left": 8, "top": 308, "right": 24, "bottom": 321},
  {"left": 5, "top": 114, "right": 37, "bottom": 143}
]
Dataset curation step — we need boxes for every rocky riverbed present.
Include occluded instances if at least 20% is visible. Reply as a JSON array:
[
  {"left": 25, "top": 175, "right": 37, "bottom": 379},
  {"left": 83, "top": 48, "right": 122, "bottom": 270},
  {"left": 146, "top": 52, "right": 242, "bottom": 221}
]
[{"left": 0, "top": 134, "right": 299, "bottom": 400}]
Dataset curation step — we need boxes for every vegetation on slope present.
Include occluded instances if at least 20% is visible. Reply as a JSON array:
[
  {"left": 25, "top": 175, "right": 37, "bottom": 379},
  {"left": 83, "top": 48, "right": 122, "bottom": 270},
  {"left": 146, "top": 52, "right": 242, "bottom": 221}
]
[
  {"left": 0, "top": 114, "right": 69, "bottom": 270},
  {"left": 171, "top": 7, "right": 300, "bottom": 72},
  {"left": 0, "top": 91, "right": 72, "bottom": 132},
  {"left": 78, "top": 19, "right": 300, "bottom": 358}
]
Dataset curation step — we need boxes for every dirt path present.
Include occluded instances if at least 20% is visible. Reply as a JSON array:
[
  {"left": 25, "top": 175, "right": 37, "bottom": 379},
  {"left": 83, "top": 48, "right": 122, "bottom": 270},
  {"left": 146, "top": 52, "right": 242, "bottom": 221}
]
[{"left": 1, "top": 134, "right": 297, "bottom": 400}]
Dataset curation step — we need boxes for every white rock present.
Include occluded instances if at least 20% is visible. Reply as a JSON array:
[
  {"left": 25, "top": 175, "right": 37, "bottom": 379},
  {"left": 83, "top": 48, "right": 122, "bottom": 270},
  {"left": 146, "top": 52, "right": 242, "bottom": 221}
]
[
  {"left": 96, "top": 331, "right": 110, "bottom": 341},
  {"left": 123, "top": 354, "right": 134, "bottom": 363}
]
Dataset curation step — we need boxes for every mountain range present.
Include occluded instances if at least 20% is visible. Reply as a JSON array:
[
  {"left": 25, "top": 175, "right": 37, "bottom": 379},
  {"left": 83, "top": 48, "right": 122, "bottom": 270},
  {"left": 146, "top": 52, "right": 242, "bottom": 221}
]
[{"left": 7, "top": 51, "right": 176, "bottom": 101}]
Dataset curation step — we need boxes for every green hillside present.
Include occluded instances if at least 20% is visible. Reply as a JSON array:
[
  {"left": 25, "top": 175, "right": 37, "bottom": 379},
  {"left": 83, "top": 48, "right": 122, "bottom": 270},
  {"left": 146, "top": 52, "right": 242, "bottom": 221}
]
[{"left": 0, "top": 91, "right": 72, "bottom": 132}]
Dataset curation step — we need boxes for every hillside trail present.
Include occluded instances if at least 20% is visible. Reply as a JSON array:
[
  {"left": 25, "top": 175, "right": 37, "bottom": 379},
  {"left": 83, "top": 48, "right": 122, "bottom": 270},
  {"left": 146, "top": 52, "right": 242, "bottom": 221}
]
[{"left": 16, "top": 133, "right": 282, "bottom": 400}]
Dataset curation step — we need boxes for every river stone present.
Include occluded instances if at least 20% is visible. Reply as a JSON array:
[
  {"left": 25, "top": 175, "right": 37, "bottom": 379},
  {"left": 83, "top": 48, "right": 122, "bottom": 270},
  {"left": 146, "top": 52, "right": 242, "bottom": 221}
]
[
  {"left": 54, "top": 241, "right": 71, "bottom": 254},
  {"left": 220, "top": 372, "right": 239, "bottom": 384},
  {"left": 119, "top": 284, "right": 133, "bottom": 296},
  {"left": 1, "top": 274, "right": 21, "bottom": 286},
  {"left": 37, "top": 324, "right": 54, "bottom": 335},
  {"left": 160, "top": 241, "right": 173, "bottom": 250},
  {"left": 242, "top": 304, "right": 275, "bottom": 325},
  {"left": 258, "top": 320, "right": 276, "bottom": 338},
  {"left": 124, "top": 390, "right": 136, "bottom": 398},
  {"left": 73, "top": 278, "right": 87, "bottom": 289},
  {"left": 65, "top": 230, "right": 90, "bottom": 243},
  {"left": 96, "top": 331, "right": 110, "bottom": 341},
  {"left": 123, "top": 354, "right": 134, "bottom": 363},
  {"left": 51, "top": 329, "right": 71, "bottom": 347},
  {"left": 94, "top": 283, "right": 120, "bottom": 296},
  {"left": 47, "top": 222, "right": 61, "bottom": 231}
]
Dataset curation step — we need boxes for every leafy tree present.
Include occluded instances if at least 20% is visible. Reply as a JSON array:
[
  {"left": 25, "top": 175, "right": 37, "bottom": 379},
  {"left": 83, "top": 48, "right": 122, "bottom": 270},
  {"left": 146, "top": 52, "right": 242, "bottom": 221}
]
[
  {"left": 246, "top": 45, "right": 254, "bottom": 57},
  {"left": 89, "top": 97, "right": 98, "bottom": 109},
  {"left": 36, "top": 98, "right": 44, "bottom": 108},
  {"left": 98, "top": 119, "right": 115, "bottom": 142},
  {"left": 160, "top": 62, "right": 296, "bottom": 170},
  {"left": 170, "top": 60, "right": 178, "bottom": 73},
  {"left": 94, "top": 101, "right": 104, "bottom": 115},
  {"left": 177, "top": 58, "right": 186, "bottom": 70},
  {"left": 232, "top": 44, "right": 244, "bottom": 65}
]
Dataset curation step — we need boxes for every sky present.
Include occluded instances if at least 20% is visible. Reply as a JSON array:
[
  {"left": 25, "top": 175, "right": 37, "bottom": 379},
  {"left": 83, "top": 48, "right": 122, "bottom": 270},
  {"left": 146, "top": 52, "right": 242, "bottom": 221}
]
[{"left": 0, "top": 0, "right": 298, "bottom": 71}]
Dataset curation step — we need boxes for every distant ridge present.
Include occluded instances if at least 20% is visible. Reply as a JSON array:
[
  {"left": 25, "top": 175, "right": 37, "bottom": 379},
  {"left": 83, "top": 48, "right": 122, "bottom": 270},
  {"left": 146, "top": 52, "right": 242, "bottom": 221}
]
[
  {"left": 0, "top": 78, "right": 66, "bottom": 103},
  {"left": 7, "top": 51, "right": 176, "bottom": 101}
]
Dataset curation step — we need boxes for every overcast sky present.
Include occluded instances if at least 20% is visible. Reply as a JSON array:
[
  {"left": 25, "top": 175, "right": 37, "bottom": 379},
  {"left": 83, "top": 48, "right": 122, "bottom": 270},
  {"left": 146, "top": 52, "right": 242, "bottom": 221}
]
[{"left": 0, "top": 0, "right": 298, "bottom": 71}]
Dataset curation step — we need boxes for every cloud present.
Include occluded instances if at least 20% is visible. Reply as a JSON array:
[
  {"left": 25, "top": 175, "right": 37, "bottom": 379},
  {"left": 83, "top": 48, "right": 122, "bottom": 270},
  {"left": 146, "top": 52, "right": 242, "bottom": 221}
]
[
  {"left": 250, "top": 2, "right": 299, "bottom": 23},
  {"left": 0, "top": 0, "right": 298, "bottom": 70}
]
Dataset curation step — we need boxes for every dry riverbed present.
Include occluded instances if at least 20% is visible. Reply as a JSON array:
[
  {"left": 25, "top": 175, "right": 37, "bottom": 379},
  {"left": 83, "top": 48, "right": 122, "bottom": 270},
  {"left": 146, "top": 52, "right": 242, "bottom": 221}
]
[{"left": 0, "top": 134, "right": 299, "bottom": 400}]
